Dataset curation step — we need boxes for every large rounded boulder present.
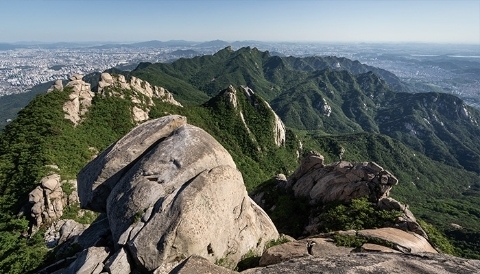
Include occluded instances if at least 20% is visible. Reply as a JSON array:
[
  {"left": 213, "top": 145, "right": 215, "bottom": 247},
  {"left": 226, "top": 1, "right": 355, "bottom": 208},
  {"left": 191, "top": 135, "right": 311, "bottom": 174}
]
[{"left": 77, "top": 115, "right": 278, "bottom": 272}]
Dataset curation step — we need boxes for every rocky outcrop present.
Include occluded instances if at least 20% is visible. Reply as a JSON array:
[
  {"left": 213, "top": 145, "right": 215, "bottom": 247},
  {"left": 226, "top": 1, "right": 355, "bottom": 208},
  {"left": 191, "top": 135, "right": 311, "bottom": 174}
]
[
  {"left": 27, "top": 174, "right": 79, "bottom": 230},
  {"left": 256, "top": 231, "right": 436, "bottom": 267},
  {"left": 51, "top": 72, "right": 182, "bottom": 125},
  {"left": 357, "top": 227, "right": 437, "bottom": 253},
  {"left": 377, "top": 197, "right": 427, "bottom": 238},
  {"left": 97, "top": 72, "right": 182, "bottom": 123},
  {"left": 62, "top": 74, "right": 95, "bottom": 126},
  {"left": 44, "top": 219, "right": 88, "bottom": 248},
  {"left": 47, "top": 79, "right": 63, "bottom": 93},
  {"left": 252, "top": 151, "right": 429, "bottom": 254},
  {"left": 63, "top": 246, "right": 110, "bottom": 274},
  {"left": 288, "top": 153, "right": 398, "bottom": 204},
  {"left": 104, "top": 248, "right": 132, "bottom": 274},
  {"left": 75, "top": 115, "right": 279, "bottom": 272},
  {"left": 168, "top": 241, "right": 479, "bottom": 274}
]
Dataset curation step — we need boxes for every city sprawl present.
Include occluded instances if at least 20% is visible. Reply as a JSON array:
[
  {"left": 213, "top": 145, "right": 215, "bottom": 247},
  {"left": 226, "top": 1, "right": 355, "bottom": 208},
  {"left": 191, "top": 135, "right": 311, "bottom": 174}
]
[{"left": 1, "top": 42, "right": 479, "bottom": 108}]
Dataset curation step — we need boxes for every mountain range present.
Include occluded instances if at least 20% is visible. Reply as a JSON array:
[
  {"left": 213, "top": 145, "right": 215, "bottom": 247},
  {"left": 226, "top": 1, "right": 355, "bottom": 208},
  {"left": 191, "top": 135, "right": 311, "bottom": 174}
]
[{"left": 0, "top": 47, "right": 479, "bottom": 273}]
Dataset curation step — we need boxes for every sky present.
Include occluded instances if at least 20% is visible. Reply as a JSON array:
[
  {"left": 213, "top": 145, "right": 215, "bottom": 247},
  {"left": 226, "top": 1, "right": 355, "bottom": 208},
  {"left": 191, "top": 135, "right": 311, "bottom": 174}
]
[{"left": 1, "top": 0, "right": 479, "bottom": 44}]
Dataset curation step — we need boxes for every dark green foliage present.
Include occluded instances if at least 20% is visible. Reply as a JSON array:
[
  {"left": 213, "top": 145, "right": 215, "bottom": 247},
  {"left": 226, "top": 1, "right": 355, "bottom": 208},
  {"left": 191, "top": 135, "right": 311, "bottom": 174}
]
[
  {"left": 0, "top": 219, "right": 48, "bottom": 274},
  {"left": 0, "top": 81, "right": 55, "bottom": 132},
  {"left": 320, "top": 198, "right": 402, "bottom": 232},
  {"left": 445, "top": 228, "right": 480, "bottom": 259},
  {"left": 332, "top": 234, "right": 367, "bottom": 248},
  {"left": 251, "top": 178, "right": 309, "bottom": 237},
  {"left": 270, "top": 195, "right": 310, "bottom": 237},
  {"left": 418, "top": 219, "right": 457, "bottom": 256},
  {"left": 61, "top": 181, "right": 75, "bottom": 196},
  {"left": 0, "top": 88, "right": 71, "bottom": 209}
]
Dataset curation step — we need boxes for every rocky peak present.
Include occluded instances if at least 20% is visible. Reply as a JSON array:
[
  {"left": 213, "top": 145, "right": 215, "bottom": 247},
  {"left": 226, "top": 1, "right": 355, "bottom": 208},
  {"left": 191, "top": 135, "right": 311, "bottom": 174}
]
[
  {"left": 223, "top": 85, "right": 238, "bottom": 107},
  {"left": 61, "top": 73, "right": 95, "bottom": 126},
  {"left": 47, "top": 79, "right": 63, "bottom": 93},
  {"left": 218, "top": 85, "right": 286, "bottom": 147},
  {"left": 51, "top": 72, "right": 183, "bottom": 126},
  {"left": 71, "top": 115, "right": 278, "bottom": 272},
  {"left": 288, "top": 153, "right": 399, "bottom": 204},
  {"left": 97, "top": 72, "right": 182, "bottom": 123}
]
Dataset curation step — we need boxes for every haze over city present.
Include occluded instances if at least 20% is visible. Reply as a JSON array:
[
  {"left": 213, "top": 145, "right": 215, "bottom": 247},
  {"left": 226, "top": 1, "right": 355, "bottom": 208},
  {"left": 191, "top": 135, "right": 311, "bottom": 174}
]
[{"left": 1, "top": 0, "right": 479, "bottom": 44}]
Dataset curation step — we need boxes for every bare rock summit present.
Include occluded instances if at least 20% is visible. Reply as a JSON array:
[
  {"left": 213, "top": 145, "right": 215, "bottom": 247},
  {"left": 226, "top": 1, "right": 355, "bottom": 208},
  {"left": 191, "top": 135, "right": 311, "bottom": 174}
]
[{"left": 75, "top": 115, "right": 278, "bottom": 272}]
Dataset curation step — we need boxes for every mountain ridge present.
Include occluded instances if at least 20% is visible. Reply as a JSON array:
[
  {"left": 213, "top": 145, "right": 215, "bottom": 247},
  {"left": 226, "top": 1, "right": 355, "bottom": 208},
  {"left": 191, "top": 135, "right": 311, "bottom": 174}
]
[{"left": 128, "top": 47, "right": 480, "bottom": 174}]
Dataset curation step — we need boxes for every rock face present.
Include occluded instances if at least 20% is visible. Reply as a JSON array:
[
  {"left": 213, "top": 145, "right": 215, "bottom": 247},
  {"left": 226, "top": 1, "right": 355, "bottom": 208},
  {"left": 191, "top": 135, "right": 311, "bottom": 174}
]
[
  {"left": 245, "top": 252, "right": 480, "bottom": 274},
  {"left": 258, "top": 238, "right": 352, "bottom": 267},
  {"left": 76, "top": 115, "right": 278, "bottom": 272},
  {"left": 288, "top": 152, "right": 398, "bottom": 204},
  {"left": 47, "top": 79, "right": 63, "bottom": 93},
  {"left": 357, "top": 227, "right": 437, "bottom": 253},
  {"left": 62, "top": 74, "right": 95, "bottom": 125},
  {"left": 77, "top": 115, "right": 188, "bottom": 212},
  {"left": 168, "top": 255, "right": 236, "bottom": 274},
  {"left": 97, "top": 72, "right": 182, "bottom": 123},
  {"left": 27, "top": 174, "right": 79, "bottom": 230}
]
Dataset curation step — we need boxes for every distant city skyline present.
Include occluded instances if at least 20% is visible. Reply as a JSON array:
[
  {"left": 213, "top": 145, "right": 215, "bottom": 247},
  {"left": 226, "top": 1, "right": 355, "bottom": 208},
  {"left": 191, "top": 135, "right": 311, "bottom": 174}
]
[{"left": 1, "top": 0, "right": 479, "bottom": 44}]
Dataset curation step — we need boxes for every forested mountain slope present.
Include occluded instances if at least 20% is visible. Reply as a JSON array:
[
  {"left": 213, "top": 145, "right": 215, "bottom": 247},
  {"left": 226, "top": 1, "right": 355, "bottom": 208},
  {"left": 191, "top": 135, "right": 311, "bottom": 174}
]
[{"left": 129, "top": 47, "right": 480, "bottom": 174}]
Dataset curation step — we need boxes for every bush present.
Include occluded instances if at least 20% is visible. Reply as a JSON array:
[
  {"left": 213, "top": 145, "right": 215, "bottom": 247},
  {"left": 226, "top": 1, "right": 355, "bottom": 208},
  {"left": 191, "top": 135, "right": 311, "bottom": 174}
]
[{"left": 321, "top": 197, "right": 402, "bottom": 232}]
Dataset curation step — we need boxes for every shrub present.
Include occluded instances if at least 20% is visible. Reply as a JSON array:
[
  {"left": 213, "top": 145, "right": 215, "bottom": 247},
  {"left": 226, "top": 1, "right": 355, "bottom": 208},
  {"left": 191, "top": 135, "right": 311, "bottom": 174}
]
[{"left": 321, "top": 197, "right": 402, "bottom": 232}]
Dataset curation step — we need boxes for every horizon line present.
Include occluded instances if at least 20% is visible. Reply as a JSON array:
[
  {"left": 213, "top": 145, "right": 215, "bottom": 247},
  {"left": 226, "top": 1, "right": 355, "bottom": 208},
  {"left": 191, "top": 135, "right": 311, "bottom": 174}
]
[{"left": 1, "top": 40, "right": 478, "bottom": 46}]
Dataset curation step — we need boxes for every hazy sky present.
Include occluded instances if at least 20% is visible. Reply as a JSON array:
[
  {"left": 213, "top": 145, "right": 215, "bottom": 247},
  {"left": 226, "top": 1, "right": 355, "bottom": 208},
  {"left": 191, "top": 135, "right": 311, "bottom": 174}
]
[{"left": 1, "top": 0, "right": 479, "bottom": 44}]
